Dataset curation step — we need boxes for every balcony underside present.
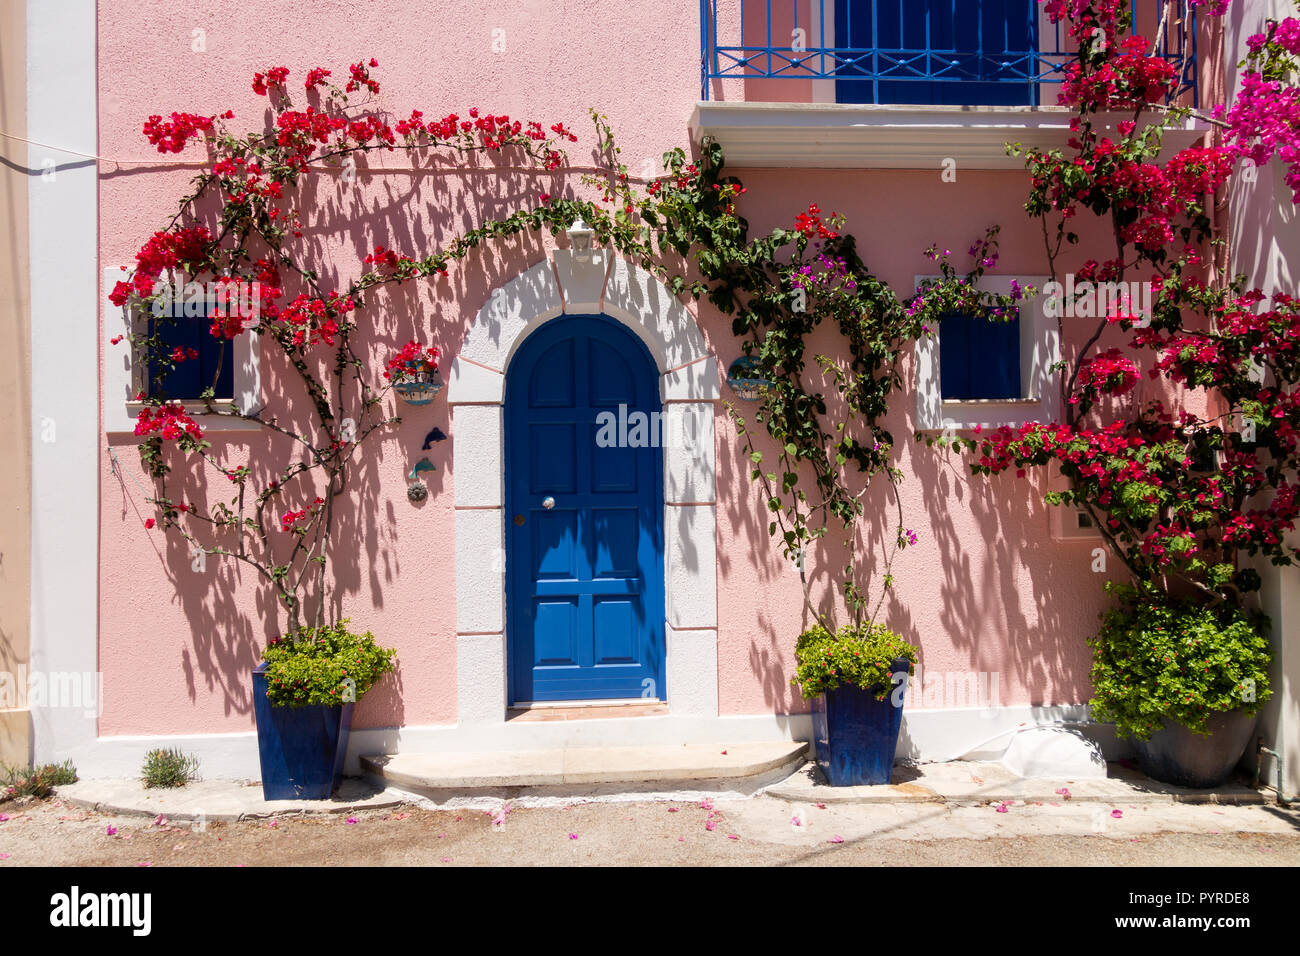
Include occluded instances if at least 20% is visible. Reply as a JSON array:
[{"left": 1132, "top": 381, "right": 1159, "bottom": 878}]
[{"left": 690, "top": 101, "right": 1209, "bottom": 170}]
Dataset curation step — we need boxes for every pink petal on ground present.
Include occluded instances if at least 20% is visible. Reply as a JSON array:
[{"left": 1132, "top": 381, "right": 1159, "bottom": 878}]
[
  {"left": 995, "top": 803, "right": 1009, "bottom": 813},
  {"left": 0, "top": 814, "right": 9, "bottom": 822},
  {"left": 828, "top": 836, "right": 844, "bottom": 844},
  {"left": 267, "top": 820, "right": 278, "bottom": 828},
  {"left": 106, "top": 825, "right": 117, "bottom": 836},
  {"left": 1055, "top": 787, "right": 1072, "bottom": 800},
  {"left": 392, "top": 812, "right": 410, "bottom": 821},
  {"left": 1111, "top": 809, "right": 1123, "bottom": 818},
  {"left": 705, "top": 821, "right": 717, "bottom": 831},
  {"left": 153, "top": 814, "right": 168, "bottom": 827},
  {"left": 721, "top": 750, "right": 727, "bottom": 755},
  {"left": 677, "top": 837, "right": 684, "bottom": 842},
  {"left": 441, "top": 857, "right": 452, "bottom": 862},
  {"left": 727, "top": 834, "right": 739, "bottom": 840},
  {"left": 667, "top": 807, "right": 679, "bottom": 813},
  {"left": 0, "top": 853, "right": 10, "bottom": 859},
  {"left": 569, "top": 833, "right": 579, "bottom": 840},
  {"left": 791, "top": 815, "right": 803, "bottom": 827},
  {"left": 815, "top": 803, "right": 826, "bottom": 810},
  {"left": 345, "top": 817, "right": 358, "bottom": 825},
  {"left": 120, "top": 833, "right": 132, "bottom": 841},
  {"left": 1049, "top": 802, "right": 1061, "bottom": 807},
  {"left": 699, "top": 800, "right": 713, "bottom": 810},
  {"left": 137, "top": 861, "right": 152, "bottom": 867}
]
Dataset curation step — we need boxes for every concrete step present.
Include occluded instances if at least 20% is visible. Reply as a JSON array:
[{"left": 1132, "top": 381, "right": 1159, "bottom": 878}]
[{"left": 361, "top": 741, "right": 810, "bottom": 798}]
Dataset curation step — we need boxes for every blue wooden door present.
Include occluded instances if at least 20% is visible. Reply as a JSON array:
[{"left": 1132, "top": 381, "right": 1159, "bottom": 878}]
[{"left": 506, "top": 315, "right": 666, "bottom": 703}]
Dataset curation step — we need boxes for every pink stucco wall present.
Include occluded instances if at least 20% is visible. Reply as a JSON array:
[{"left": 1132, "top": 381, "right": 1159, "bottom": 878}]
[{"left": 95, "top": 1, "right": 1190, "bottom": 736}]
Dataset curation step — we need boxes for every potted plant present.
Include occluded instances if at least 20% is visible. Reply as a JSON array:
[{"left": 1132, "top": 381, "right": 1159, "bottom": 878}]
[
  {"left": 253, "top": 620, "right": 396, "bottom": 800},
  {"left": 792, "top": 622, "right": 917, "bottom": 786},
  {"left": 1088, "top": 584, "right": 1271, "bottom": 789},
  {"left": 385, "top": 339, "right": 443, "bottom": 406}
]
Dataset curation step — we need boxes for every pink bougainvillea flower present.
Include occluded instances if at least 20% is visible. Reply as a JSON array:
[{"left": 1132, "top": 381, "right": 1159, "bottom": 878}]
[
  {"left": 440, "top": 857, "right": 452, "bottom": 863},
  {"left": 727, "top": 834, "right": 739, "bottom": 840},
  {"left": 828, "top": 835, "right": 844, "bottom": 844},
  {"left": 137, "top": 861, "right": 152, "bottom": 867},
  {"left": 667, "top": 807, "right": 679, "bottom": 813},
  {"left": 705, "top": 820, "right": 717, "bottom": 831},
  {"left": 1111, "top": 809, "right": 1123, "bottom": 818},
  {"left": 106, "top": 825, "right": 117, "bottom": 836},
  {"left": 699, "top": 799, "right": 713, "bottom": 810},
  {"left": 568, "top": 833, "right": 579, "bottom": 840},
  {"left": 815, "top": 802, "right": 826, "bottom": 810},
  {"left": 0, "top": 853, "right": 9, "bottom": 860},
  {"left": 995, "top": 803, "right": 1009, "bottom": 813},
  {"left": 791, "top": 814, "right": 803, "bottom": 827},
  {"left": 1055, "top": 787, "right": 1072, "bottom": 800},
  {"left": 152, "top": 815, "right": 168, "bottom": 828},
  {"left": 345, "top": 817, "right": 358, "bottom": 825},
  {"left": 0, "top": 814, "right": 9, "bottom": 822}
]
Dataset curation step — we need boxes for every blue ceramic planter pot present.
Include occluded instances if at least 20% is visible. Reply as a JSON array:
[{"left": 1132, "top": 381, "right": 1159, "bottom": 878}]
[
  {"left": 810, "top": 658, "right": 910, "bottom": 786},
  {"left": 252, "top": 662, "right": 354, "bottom": 800}
]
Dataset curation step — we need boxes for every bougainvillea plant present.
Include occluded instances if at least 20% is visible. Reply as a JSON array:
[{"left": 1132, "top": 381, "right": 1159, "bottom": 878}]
[
  {"left": 114, "top": 61, "right": 595, "bottom": 635},
  {"left": 932, "top": 0, "right": 1300, "bottom": 614},
  {"left": 383, "top": 340, "right": 441, "bottom": 384}
]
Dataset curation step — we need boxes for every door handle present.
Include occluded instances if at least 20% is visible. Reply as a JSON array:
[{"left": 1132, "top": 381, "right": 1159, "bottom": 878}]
[
  {"left": 542, "top": 496, "right": 556, "bottom": 510},
  {"left": 514, "top": 514, "right": 525, "bottom": 526}
]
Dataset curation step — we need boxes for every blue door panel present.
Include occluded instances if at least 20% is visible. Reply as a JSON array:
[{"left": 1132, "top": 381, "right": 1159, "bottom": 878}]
[{"left": 506, "top": 315, "right": 666, "bottom": 703}]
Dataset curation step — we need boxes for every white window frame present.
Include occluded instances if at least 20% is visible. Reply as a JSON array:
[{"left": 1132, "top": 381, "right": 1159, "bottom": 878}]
[
  {"left": 104, "top": 267, "right": 262, "bottom": 434},
  {"left": 914, "top": 274, "right": 1059, "bottom": 432}
]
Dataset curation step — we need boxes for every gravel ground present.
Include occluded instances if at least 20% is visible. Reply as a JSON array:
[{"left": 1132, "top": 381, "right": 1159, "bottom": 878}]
[{"left": 1, "top": 792, "right": 1298, "bottom": 866}]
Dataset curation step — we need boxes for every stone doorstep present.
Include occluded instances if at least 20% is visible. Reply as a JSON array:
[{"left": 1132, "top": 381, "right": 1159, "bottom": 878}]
[
  {"left": 361, "top": 741, "right": 812, "bottom": 792},
  {"left": 762, "top": 760, "right": 1271, "bottom": 807},
  {"left": 55, "top": 777, "right": 405, "bottom": 823}
]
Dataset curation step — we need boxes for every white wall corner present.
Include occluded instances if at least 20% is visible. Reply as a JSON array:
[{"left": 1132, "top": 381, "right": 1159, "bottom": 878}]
[
  {"left": 553, "top": 248, "right": 611, "bottom": 315},
  {"left": 664, "top": 404, "right": 715, "bottom": 504},
  {"left": 460, "top": 259, "right": 562, "bottom": 372},
  {"left": 666, "top": 503, "right": 718, "bottom": 629},
  {"left": 454, "top": 508, "right": 505, "bottom": 633},
  {"left": 446, "top": 356, "right": 505, "bottom": 405},
  {"left": 451, "top": 405, "right": 503, "bottom": 508},
  {"left": 456, "top": 633, "right": 507, "bottom": 725},
  {"left": 664, "top": 356, "right": 720, "bottom": 401},
  {"left": 604, "top": 257, "right": 709, "bottom": 370},
  {"left": 667, "top": 626, "right": 719, "bottom": 717}
]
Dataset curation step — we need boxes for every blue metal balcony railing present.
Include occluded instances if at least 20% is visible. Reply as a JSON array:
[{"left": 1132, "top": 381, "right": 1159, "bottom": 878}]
[{"left": 700, "top": 0, "right": 1198, "bottom": 107}]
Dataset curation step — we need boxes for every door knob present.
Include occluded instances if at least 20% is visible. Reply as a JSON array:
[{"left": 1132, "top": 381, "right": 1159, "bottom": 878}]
[{"left": 542, "top": 496, "right": 556, "bottom": 510}]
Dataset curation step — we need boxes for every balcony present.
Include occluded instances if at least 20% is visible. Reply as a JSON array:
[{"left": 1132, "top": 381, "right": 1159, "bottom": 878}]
[{"left": 692, "top": 0, "right": 1205, "bottom": 168}]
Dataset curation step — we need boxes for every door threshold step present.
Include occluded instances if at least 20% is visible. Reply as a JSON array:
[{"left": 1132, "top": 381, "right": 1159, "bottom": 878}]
[
  {"left": 506, "top": 702, "right": 669, "bottom": 722},
  {"left": 361, "top": 741, "right": 809, "bottom": 795}
]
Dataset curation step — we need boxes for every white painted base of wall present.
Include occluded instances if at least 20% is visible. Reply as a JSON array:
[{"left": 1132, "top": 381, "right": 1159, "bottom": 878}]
[{"left": 69, "top": 705, "right": 1122, "bottom": 780}]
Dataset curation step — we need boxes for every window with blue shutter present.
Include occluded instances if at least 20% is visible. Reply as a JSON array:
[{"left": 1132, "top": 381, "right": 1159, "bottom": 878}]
[
  {"left": 146, "top": 304, "right": 235, "bottom": 401},
  {"left": 938, "top": 311, "right": 1021, "bottom": 400},
  {"left": 834, "top": 0, "right": 1038, "bottom": 106}
]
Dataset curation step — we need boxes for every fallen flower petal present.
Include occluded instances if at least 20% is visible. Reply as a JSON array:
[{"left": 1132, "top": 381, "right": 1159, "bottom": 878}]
[
  {"left": 667, "top": 807, "right": 679, "bottom": 813},
  {"left": 345, "top": 817, "right": 359, "bottom": 824},
  {"left": 828, "top": 836, "right": 844, "bottom": 844},
  {"left": 1055, "top": 787, "right": 1072, "bottom": 800},
  {"left": 727, "top": 834, "right": 739, "bottom": 840},
  {"left": 568, "top": 833, "right": 579, "bottom": 840},
  {"left": 705, "top": 821, "right": 717, "bottom": 831},
  {"left": 106, "top": 825, "right": 117, "bottom": 836},
  {"left": 995, "top": 803, "right": 1009, "bottom": 813},
  {"left": 1111, "top": 809, "right": 1123, "bottom": 818},
  {"left": 815, "top": 802, "right": 826, "bottom": 810}
]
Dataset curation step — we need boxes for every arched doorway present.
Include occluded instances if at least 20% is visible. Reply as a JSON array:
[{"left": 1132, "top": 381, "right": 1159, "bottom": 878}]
[{"left": 505, "top": 314, "right": 666, "bottom": 704}]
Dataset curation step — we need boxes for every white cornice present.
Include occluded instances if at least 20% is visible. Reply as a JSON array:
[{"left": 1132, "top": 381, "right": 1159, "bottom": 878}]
[{"left": 690, "top": 102, "right": 1210, "bottom": 170}]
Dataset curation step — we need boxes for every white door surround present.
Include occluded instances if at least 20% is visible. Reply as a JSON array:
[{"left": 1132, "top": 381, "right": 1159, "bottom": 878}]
[{"left": 446, "top": 250, "right": 721, "bottom": 724}]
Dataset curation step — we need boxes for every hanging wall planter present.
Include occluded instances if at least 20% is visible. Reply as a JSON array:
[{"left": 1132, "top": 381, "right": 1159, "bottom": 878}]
[
  {"left": 726, "top": 356, "right": 773, "bottom": 401},
  {"left": 392, "top": 372, "right": 444, "bottom": 406},
  {"left": 385, "top": 340, "right": 443, "bottom": 406}
]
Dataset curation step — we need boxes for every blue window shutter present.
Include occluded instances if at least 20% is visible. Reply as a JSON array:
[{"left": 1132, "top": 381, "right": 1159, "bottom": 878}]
[
  {"left": 835, "top": 0, "right": 1038, "bottom": 106},
  {"left": 938, "top": 313, "right": 972, "bottom": 400},
  {"left": 939, "top": 312, "right": 1021, "bottom": 400},
  {"left": 148, "top": 304, "right": 235, "bottom": 400}
]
